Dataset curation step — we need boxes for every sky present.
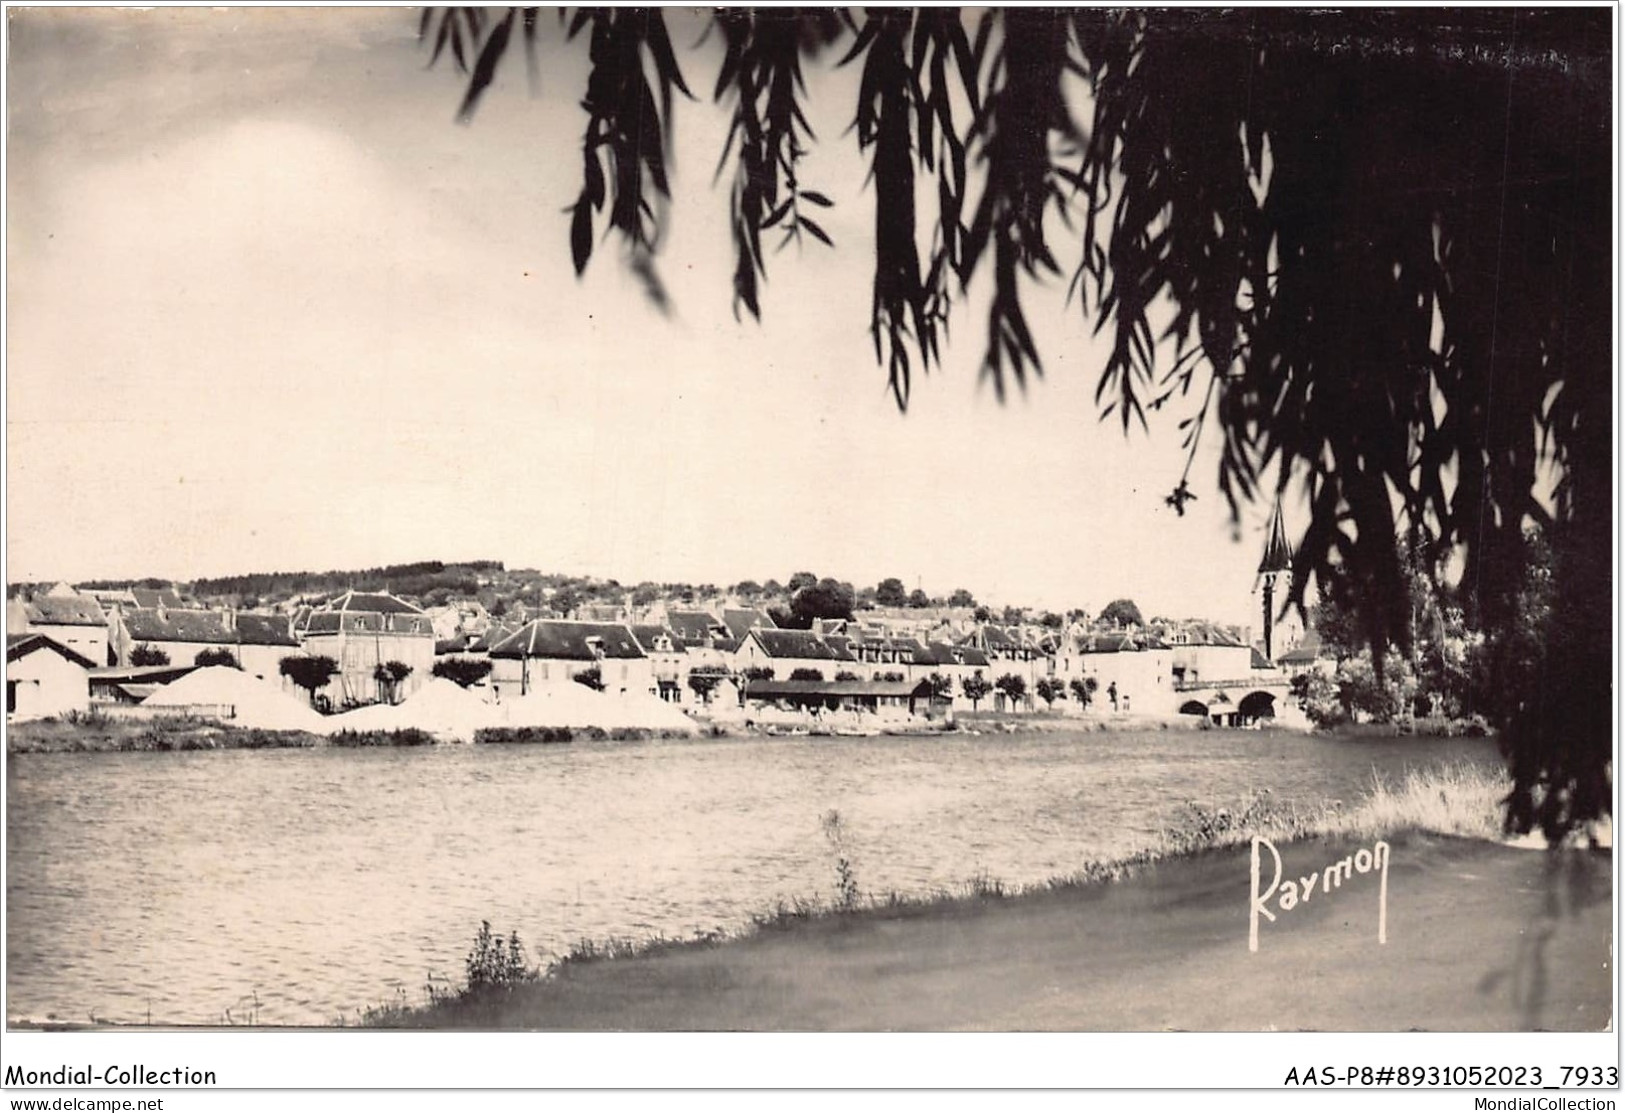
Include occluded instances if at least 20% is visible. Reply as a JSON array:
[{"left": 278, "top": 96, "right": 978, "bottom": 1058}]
[{"left": 5, "top": 8, "right": 1290, "bottom": 627}]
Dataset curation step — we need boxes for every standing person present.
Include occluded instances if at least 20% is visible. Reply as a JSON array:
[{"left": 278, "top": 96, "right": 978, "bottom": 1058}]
[{"left": 1108, "top": 682, "right": 1119, "bottom": 712}]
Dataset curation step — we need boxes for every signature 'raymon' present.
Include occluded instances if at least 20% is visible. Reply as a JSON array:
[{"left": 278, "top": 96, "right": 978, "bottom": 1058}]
[{"left": 1249, "top": 836, "right": 1390, "bottom": 952}]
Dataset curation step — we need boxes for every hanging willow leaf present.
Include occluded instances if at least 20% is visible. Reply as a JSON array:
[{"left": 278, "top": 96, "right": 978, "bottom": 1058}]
[{"left": 421, "top": 7, "right": 1612, "bottom": 839}]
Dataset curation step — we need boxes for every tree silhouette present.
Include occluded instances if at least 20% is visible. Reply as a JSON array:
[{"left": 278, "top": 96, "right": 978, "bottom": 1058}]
[
  {"left": 130, "top": 643, "right": 170, "bottom": 667},
  {"left": 432, "top": 657, "right": 494, "bottom": 689},
  {"left": 994, "top": 672, "right": 1028, "bottom": 712},
  {"left": 1098, "top": 599, "right": 1144, "bottom": 629},
  {"left": 960, "top": 671, "right": 991, "bottom": 711},
  {"left": 280, "top": 655, "right": 339, "bottom": 707},
  {"left": 425, "top": 8, "right": 1611, "bottom": 838},
  {"left": 1034, "top": 677, "right": 1064, "bottom": 709},
  {"left": 1069, "top": 676, "right": 1098, "bottom": 709},
  {"left": 374, "top": 660, "right": 414, "bottom": 704},
  {"left": 875, "top": 577, "right": 908, "bottom": 607},
  {"left": 194, "top": 647, "right": 239, "bottom": 669}
]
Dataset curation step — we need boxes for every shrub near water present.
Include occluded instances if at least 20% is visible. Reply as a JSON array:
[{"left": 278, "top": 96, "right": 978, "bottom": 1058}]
[
  {"left": 328, "top": 728, "right": 436, "bottom": 748},
  {"left": 474, "top": 726, "right": 573, "bottom": 744}
]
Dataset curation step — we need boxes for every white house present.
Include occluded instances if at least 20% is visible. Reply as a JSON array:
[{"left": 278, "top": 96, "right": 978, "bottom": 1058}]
[
  {"left": 6, "top": 633, "right": 93, "bottom": 720},
  {"left": 731, "top": 628, "right": 857, "bottom": 682},
  {"left": 296, "top": 590, "right": 436, "bottom": 706},
  {"left": 14, "top": 590, "right": 109, "bottom": 667},
  {"left": 487, "top": 620, "right": 653, "bottom": 698}
]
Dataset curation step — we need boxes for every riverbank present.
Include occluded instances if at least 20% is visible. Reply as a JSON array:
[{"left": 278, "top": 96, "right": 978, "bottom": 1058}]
[
  {"left": 371, "top": 765, "right": 1612, "bottom": 1032},
  {"left": 5, "top": 714, "right": 322, "bottom": 753},
  {"left": 2, "top": 708, "right": 1220, "bottom": 753}
]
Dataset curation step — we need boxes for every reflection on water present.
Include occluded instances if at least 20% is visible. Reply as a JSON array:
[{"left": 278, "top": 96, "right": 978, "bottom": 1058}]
[{"left": 6, "top": 728, "right": 1499, "bottom": 1024}]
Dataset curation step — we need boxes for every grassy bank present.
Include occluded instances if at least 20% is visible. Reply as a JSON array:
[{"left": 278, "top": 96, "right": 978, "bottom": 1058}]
[
  {"left": 6, "top": 714, "right": 321, "bottom": 754},
  {"left": 365, "top": 760, "right": 1612, "bottom": 1031}
]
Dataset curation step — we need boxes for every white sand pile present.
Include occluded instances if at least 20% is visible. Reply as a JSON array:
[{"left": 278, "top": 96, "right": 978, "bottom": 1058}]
[
  {"left": 324, "top": 680, "right": 503, "bottom": 741},
  {"left": 392, "top": 678, "right": 503, "bottom": 741},
  {"left": 142, "top": 666, "right": 331, "bottom": 734},
  {"left": 498, "top": 683, "right": 697, "bottom": 734},
  {"left": 610, "top": 691, "right": 700, "bottom": 734},
  {"left": 324, "top": 701, "right": 403, "bottom": 734}
]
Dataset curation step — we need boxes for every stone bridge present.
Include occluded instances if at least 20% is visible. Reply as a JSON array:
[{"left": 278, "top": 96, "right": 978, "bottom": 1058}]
[{"left": 1166, "top": 676, "right": 1303, "bottom": 728}]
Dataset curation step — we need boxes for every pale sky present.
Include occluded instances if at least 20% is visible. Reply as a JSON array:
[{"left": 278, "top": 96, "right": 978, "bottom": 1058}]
[{"left": 5, "top": 8, "right": 1288, "bottom": 627}]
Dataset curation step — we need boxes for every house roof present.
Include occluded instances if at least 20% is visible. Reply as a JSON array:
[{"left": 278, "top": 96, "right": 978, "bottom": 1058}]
[
  {"left": 120, "top": 607, "right": 235, "bottom": 646},
  {"left": 978, "top": 625, "right": 1020, "bottom": 648},
  {"left": 627, "top": 625, "right": 678, "bottom": 653},
  {"left": 90, "top": 663, "right": 200, "bottom": 684},
  {"left": 26, "top": 594, "right": 106, "bottom": 627},
  {"left": 722, "top": 608, "right": 777, "bottom": 640},
  {"left": 1278, "top": 633, "right": 1332, "bottom": 665},
  {"left": 746, "top": 628, "right": 855, "bottom": 662},
  {"left": 131, "top": 588, "right": 187, "bottom": 610},
  {"left": 667, "top": 610, "right": 724, "bottom": 645},
  {"left": 1179, "top": 621, "right": 1246, "bottom": 647},
  {"left": 327, "top": 590, "right": 424, "bottom": 615},
  {"left": 488, "top": 620, "right": 647, "bottom": 661},
  {"left": 743, "top": 679, "right": 931, "bottom": 700},
  {"left": 6, "top": 632, "right": 96, "bottom": 669},
  {"left": 235, "top": 613, "right": 299, "bottom": 647}
]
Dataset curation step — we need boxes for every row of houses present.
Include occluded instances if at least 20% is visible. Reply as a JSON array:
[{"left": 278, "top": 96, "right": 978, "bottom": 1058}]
[
  {"left": 8, "top": 585, "right": 435, "bottom": 709},
  {"left": 8, "top": 579, "right": 1288, "bottom": 721},
  {"left": 451, "top": 606, "right": 1281, "bottom": 718}
]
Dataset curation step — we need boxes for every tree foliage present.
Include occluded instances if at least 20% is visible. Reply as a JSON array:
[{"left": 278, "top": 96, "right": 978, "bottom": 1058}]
[
  {"left": 994, "top": 672, "right": 1028, "bottom": 711},
  {"left": 789, "top": 577, "right": 855, "bottom": 626},
  {"left": 130, "top": 644, "right": 170, "bottom": 667},
  {"left": 194, "top": 647, "right": 237, "bottom": 668},
  {"left": 280, "top": 655, "right": 339, "bottom": 705},
  {"left": 373, "top": 660, "right": 414, "bottom": 704},
  {"left": 424, "top": 8, "right": 1611, "bottom": 837},
  {"left": 960, "top": 671, "right": 991, "bottom": 710},
  {"left": 875, "top": 577, "right": 908, "bottom": 607},
  {"left": 1068, "top": 676, "right": 1097, "bottom": 708},
  {"left": 687, "top": 665, "right": 729, "bottom": 701},
  {"left": 1098, "top": 599, "right": 1144, "bottom": 629},
  {"left": 433, "top": 657, "right": 494, "bottom": 689},
  {"left": 1034, "top": 677, "right": 1064, "bottom": 708}
]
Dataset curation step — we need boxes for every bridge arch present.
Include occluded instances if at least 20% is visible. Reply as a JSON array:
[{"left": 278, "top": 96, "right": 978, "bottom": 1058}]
[
  {"left": 1178, "top": 699, "right": 1209, "bottom": 717},
  {"left": 1238, "top": 690, "right": 1277, "bottom": 723}
]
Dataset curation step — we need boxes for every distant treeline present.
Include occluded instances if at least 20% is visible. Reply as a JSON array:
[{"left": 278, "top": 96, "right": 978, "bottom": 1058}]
[
  {"left": 72, "top": 577, "right": 173, "bottom": 591},
  {"left": 185, "top": 560, "right": 505, "bottom": 602}
]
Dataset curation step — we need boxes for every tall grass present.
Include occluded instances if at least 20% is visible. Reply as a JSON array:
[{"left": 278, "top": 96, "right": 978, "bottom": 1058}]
[
  {"left": 1155, "top": 760, "right": 1509, "bottom": 856},
  {"left": 1329, "top": 760, "right": 1508, "bottom": 842}
]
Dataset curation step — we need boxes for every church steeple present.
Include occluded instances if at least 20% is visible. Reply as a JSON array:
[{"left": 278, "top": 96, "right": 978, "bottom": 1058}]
[{"left": 1258, "top": 500, "right": 1293, "bottom": 661}]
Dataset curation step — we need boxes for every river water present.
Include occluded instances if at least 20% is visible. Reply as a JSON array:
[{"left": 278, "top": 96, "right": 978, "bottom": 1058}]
[{"left": 6, "top": 727, "right": 1500, "bottom": 1025}]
